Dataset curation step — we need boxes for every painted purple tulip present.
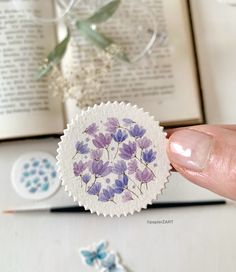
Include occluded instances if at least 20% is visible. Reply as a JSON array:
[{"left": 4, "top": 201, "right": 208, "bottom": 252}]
[
  {"left": 92, "top": 133, "right": 112, "bottom": 149},
  {"left": 129, "top": 124, "right": 146, "bottom": 138},
  {"left": 142, "top": 149, "right": 157, "bottom": 164},
  {"left": 105, "top": 117, "right": 120, "bottom": 133},
  {"left": 122, "top": 118, "right": 135, "bottom": 127},
  {"left": 98, "top": 186, "right": 115, "bottom": 202},
  {"left": 127, "top": 160, "right": 138, "bottom": 175},
  {"left": 122, "top": 191, "right": 133, "bottom": 202},
  {"left": 113, "top": 175, "right": 128, "bottom": 194},
  {"left": 75, "top": 141, "right": 90, "bottom": 154},
  {"left": 84, "top": 123, "right": 98, "bottom": 136},
  {"left": 90, "top": 160, "right": 112, "bottom": 177},
  {"left": 82, "top": 174, "right": 91, "bottom": 184},
  {"left": 87, "top": 182, "right": 101, "bottom": 195},
  {"left": 112, "top": 129, "right": 128, "bottom": 143},
  {"left": 73, "top": 161, "right": 87, "bottom": 176},
  {"left": 119, "top": 142, "right": 137, "bottom": 160},
  {"left": 90, "top": 149, "right": 103, "bottom": 161},
  {"left": 112, "top": 160, "right": 127, "bottom": 175},
  {"left": 137, "top": 137, "right": 152, "bottom": 149},
  {"left": 135, "top": 168, "right": 154, "bottom": 183}
]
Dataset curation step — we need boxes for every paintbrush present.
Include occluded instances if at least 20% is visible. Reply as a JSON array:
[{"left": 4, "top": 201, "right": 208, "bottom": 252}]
[{"left": 3, "top": 200, "right": 226, "bottom": 214}]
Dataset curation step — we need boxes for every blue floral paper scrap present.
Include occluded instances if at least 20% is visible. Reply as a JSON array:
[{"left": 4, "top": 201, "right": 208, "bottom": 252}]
[
  {"left": 11, "top": 152, "right": 60, "bottom": 201},
  {"left": 79, "top": 241, "right": 126, "bottom": 272},
  {"left": 57, "top": 102, "right": 171, "bottom": 216}
]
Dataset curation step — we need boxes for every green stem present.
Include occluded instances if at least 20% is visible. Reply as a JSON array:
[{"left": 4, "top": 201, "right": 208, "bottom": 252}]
[
  {"left": 113, "top": 143, "right": 120, "bottom": 161},
  {"left": 126, "top": 187, "right": 139, "bottom": 199},
  {"left": 87, "top": 176, "right": 97, "bottom": 192},
  {"left": 129, "top": 176, "right": 143, "bottom": 195},
  {"left": 135, "top": 155, "right": 156, "bottom": 178},
  {"left": 105, "top": 147, "right": 110, "bottom": 161},
  {"left": 72, "top": 152, "right": 77, "bottom": 160}
]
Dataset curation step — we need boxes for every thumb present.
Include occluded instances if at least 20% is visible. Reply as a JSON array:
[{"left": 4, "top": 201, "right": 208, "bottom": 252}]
[{"left": 167, "top": 125, "right": 236, "bottom": 200}]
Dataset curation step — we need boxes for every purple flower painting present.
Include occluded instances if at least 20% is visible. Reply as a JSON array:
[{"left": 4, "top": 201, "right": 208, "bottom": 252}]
[
  {"left": 119, "top": 142, "right": 137, "bottom": 160},
  {"left": 98, "top": 187, "right": 115, "bottom": 202},
  {"left": 129, "top": 124, "right": 146, "bottom": 138},
  {"left": 88, "top": 182, "right": 101, "bottom": 195},
  {"left": 90, "top": 160, "right": 112, "bottom": 177},
  {"left": 84, "top": 123, "right": 98, "bottom": 136},
  {"left": 93, "top": 133, "right": 112, "bottom": 149},
  {"left": 137, "top": 137, "right": 152, "bottom": 149},
  {"left": 142, "top": 149, "right": 157, "bottom": 164},
  {"left": 112, "top": 129, "right": 128, "bottom": 143},
  {"left": 72, "top": 117, "right": 158, "bottom": 204},
  {"left": 105, "top": 118, "right": 120, "bottom": 133},
  {"left": 112, "top": 161, "right": 127, "bottom": 175},
  {"left": 90, "top": 149, "right": 103, "bottom": 161},
  {"left": 73, "top": 161, "right": 87, "bottom": 176}
]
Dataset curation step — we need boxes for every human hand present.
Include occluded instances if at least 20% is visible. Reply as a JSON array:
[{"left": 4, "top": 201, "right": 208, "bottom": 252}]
[{"left": 167, "top": 125, "right": 236, "bottom": 200}]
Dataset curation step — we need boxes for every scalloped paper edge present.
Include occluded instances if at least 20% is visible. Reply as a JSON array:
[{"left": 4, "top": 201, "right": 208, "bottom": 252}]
[{"left": 56, "top": 101, "right": 171, "bottom": 217}]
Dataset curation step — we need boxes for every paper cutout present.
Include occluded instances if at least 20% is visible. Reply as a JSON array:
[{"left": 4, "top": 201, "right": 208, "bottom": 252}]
[
  {"left": 57, "top": 102, "right": 171, "bottom": 216},
  {"left": 79, "top": 241, "right": 126, "bottom": 272},
  {"left": 11, "top": 152, "right": 60, "bottom": 200}
]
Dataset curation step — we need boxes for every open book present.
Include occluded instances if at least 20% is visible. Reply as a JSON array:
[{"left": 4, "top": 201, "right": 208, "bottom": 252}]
[{"left": 0, "top": 0, "right": 203, "bottom": 140}]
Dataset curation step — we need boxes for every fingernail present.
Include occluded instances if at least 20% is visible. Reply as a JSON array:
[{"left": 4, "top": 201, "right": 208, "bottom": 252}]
[{"left": 168, "top": 129, "right": 213, "bottom": 171}]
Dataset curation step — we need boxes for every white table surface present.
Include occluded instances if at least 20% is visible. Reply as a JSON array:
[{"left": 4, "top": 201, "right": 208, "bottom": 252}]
[{"left": 1, "top": 0, "right": 236, "bottom": 271}]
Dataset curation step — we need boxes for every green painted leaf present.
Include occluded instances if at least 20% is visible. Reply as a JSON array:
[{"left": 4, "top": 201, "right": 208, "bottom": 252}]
[
  {"left": 85, "top": 0, "right": 121, "bottom": 24},
  {"left": 36, "top": 31, "right": 70, "bottom": 80}
]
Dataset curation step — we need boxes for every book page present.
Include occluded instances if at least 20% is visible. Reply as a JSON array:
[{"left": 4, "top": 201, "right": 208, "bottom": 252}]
[
  {"left": 190, "top": 0, "right": 236, "bottom": 124},
  {"left": 60, "top": 0, "right": 202, "bottom": 126},
  {"left": 0, "top": 0, "right": 64, "bottom": 140}
]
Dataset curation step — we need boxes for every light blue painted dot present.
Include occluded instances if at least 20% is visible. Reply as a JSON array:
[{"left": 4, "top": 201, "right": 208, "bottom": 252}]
[
  {"left": 43, "top": 158, "right": 49, "bottom": 164},
  {"left": 33, "top": 177, "right": 39, "bottom": 184},
  {"left": 41, "top": 183, "right": 49, "bottom": 191},
  {"left": 44, "top": 176, "right": 48, "bottom": 182},
  {"left": 23, "top": 171, "right": 30, "bottom": 177},
  {"left": 29, "top": 187, "right": 37, "bottom": 193},
  {"left": 106, "top": 178, "right": 111, "bottom": 184},
  {"left": 32, "top": 161, "right": 39, "bottom": 167},
  {"left": 51, "top": 171, "right": 57, "bottom": 178},
  {"left": 25, "top": 181, "right": 31, "bottom": 187},
  {"left": 24, "top": 163, "right": 30, "bottom": 169},
  {"left": 30, "top": 169, "right": 36, "bottom": 175},
  {"left": 45, "top": 163, "right": 51, "bottom": 169},
  {"left": 39, "top": 170, "right": 45, "bottom": 176}
]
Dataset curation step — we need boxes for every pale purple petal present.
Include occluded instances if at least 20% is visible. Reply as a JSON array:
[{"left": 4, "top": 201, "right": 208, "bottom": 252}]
[
  {"left": 127, "top": 160, "right": 138, "bottom": 175},
  {"left": 122, "top": 191, "right": 133, "bottom": 202}
]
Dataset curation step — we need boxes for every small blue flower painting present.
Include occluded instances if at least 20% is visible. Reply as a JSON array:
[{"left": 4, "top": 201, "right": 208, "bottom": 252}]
[{"left": 13, "top": 152, "right": 59, "bottom": 200}]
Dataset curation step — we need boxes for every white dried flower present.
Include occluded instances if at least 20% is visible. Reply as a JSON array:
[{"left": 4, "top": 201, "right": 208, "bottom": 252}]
[{"left": 47, "top": 46, "right": 115, "bottom": 108}]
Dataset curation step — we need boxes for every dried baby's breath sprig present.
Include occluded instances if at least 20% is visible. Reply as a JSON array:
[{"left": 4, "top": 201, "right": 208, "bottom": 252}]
[
  {"left": 36, "top": 0, "right": 129, "bottom": 80},
  {"left": 47, "top": 47, "right": 115, "bottom": 108}
]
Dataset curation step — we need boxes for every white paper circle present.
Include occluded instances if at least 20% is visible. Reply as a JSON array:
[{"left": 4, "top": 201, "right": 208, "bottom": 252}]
[
  {"left": 57, "top": 102, "right": 171, "bottom": 217},
  {"left": 11, "top": 152, "right": 60, "bottom": 201}
]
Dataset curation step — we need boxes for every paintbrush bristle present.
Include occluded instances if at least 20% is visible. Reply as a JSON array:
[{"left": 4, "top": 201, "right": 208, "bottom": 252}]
[{"left": 3, "top": 210, "right": 14, "bottom": 214}]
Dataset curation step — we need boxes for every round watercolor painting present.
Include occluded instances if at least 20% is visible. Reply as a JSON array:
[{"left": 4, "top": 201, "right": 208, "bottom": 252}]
[
  {"left": 11, "top": 152, "right": 60, "bottom": 201},
  {"left": 57, "top": 102, "right": 171, "bottom": 217}
]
